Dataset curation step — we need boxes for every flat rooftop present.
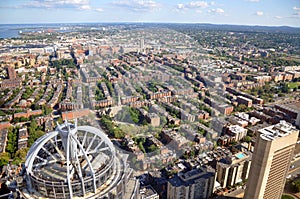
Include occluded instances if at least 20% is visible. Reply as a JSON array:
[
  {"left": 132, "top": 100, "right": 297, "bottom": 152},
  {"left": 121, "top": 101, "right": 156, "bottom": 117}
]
[
  {"left": 285, "top": 101, "right": 300, "bottom": 109},
  {"left": 140, "top": 185, "right": 158, "bottom": 198},
  {"left": 259, "top": 120, "right": 298, "bottom": 141}
]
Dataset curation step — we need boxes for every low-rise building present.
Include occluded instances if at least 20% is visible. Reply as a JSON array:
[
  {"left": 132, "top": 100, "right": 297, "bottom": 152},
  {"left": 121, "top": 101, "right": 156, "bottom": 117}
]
[
  {"left": 161, "top": 129, "right": 189, "bottom": 151},
  {"left": 227, "top": 125, "right": 247, "bottom": 142},
  {"left": 18, "top": 128, "right": 28, "bottom": 150},
  {"left": 61, "top": 109, "right": 90, "bottom": 120},
  {"left": 14, "top": 109, "right": 43, "bottom": 119},
  {"left": 0, "top": 126, "right": 9, "bottom": 153},
  {"left": 237, "top": 96, "right": 253, "bottom": 108}
]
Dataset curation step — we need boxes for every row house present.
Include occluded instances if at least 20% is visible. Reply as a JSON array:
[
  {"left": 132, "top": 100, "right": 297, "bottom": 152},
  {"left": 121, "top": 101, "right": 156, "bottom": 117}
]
[
  {"left": 148, "top": 90, "right": 172, "bottom": 100},
  {"left": 18, "top": 128, "right": 28, "bottom": 150},
  {"left": 198, "top": 110, "right": 210, "bottom": 120},
  {"left": 0, "top": 123, "right": 9, "bottom": 153},
  {"left": 14, "top": 109, "right": 43, "bottom": 119},
  {"left": 129, "top": 100, "right": 151, "bottom": 108},
  {"left": 0, "top": 79, "right": 22, "bottom": 89},
  {"left": 204, "top": 97, "right": 233, "bottom": 115},
  {"left": 94, "top": 99, "right": 113, "bottom": 108},
  {"left": 161, "top": 130, "right": 189, "bottom": 151},
  {"left": 237, "top": 96, "right": 253, "bottom": 108},
  {"left": 226, "top": 87, "right": 264, "bottom": 105},
  {"left": 4, "top": 88, "right": 25, "bottom": 108},
  {"left": 59, "top": 102, "right": 81, "bottom": 111},
  {"left": 62, "top": 109, "right": 90, "bottom": 120},
  {"left": 157, "top": 96, "right": 177, "bottom": 103},
  {"left": 47, "top": 84, "right": 63, "bottom": 108},
  {"left": 37, "top": 84, "right": 53, "bottom": 106},
  {"left": 272, "top": 72, "right": 293, "bottom": 82}
]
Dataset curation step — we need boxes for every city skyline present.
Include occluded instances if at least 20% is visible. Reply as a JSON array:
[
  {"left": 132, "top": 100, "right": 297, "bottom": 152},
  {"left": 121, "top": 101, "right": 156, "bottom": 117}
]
[{"left": 0, "top": 0, "right": 300, "bottom": 27}]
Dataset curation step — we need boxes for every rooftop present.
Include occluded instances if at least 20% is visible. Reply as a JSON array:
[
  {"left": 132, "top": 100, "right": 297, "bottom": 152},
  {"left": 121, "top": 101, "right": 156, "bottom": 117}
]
[
  {"left": 169, "top": 166, "right": 215, "bottom": 187},
  {"left": 259, "top": 120, "right": 298, "bottom": 141},
  {"left": 140, "top": 185, "right": 158, "bottom": 199}
]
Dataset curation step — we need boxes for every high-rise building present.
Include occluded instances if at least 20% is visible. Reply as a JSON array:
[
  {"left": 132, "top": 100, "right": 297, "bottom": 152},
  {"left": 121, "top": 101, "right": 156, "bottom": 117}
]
[
  {"left": 216, "top": 151, "right": 251, "bottom": 188},
  {"left": 244, "top": 120, "right": 299, "bottom": 199},
  {"left": 167, "top": 166, "right": 215, "bottom": 199},
  {"left": 139, "top": 38, "right": 145, "bottom": 52}
]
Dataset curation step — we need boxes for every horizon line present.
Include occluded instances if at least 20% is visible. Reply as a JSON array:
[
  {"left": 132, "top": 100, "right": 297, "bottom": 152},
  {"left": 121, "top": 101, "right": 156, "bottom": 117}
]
[{"left": 0, "top": 21, "right": 300, "bottom": 29}]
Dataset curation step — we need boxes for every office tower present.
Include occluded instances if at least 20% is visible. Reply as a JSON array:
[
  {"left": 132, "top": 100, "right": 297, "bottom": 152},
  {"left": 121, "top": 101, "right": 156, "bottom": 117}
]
[
  {"left": 244, "top": 120, "right": 299, "bottom": 199},
  {"left": 139, "top": 38, "right": 145, "bottom": 52}
]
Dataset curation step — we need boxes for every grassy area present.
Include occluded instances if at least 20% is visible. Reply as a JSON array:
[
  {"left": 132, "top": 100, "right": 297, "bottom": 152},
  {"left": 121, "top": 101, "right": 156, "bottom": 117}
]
[
  {"left": 118, "top": 123, "right": 161, "bottom": 137},
  {"left": 288, "top": 82, "right": 300, "bottom": 89},
  {"left": 282, "top": 195, "right": 295, "bottom": 199}
]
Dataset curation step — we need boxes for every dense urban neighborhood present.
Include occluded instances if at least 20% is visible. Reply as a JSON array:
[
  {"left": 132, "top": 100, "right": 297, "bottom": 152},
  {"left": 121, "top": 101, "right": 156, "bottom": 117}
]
[{"left": 1, "top": 23, "right": 300, "bottom": 199}]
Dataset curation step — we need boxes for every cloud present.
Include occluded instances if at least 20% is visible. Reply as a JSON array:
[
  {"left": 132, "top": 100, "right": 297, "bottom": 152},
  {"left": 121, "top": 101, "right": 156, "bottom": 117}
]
[
  {"left": 18, "top": 0, "right": 91, "bottom": 10},
  {"left": 176, "top": 1, "right": 210, "bottom": 10},
  {"left": 188, "top": 1, "right": 209, "bottom": 8},
  {"left": 293, "top": 6, "right": 300, "bottom": 11},
  {"left": 256, "top": 11, "right": 264, "bottom": 16},
  {"left": 176, "top": 4, "right": 185, "bottom": 9},
  {"left": 95, "top": 8, "right": 104, "bottom": 12},
  {"left": 274, "top": 16, "right": 282, "bottom": 19},
  {"left": 209, "top": 8, "right": 224, "bottom": 13},
  {"left": 112, "top": 0, "right": 160, "bottom": 12},
  {"left": 79, "top": 5, "right": 91, "bottom": 10},
  {"left": 247, "top": 0, "right": 260, "bottom": 2},
  {"left": 292, "top": 7, "right": 300, "bottom": 17},
  {"left": 294, "top": 11, "right": 300, "bottom": 16}
]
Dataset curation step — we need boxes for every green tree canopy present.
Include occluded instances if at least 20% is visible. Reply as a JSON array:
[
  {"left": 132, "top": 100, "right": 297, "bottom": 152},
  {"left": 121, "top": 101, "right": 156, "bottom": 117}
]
[{"left": 0, "top": 152, "right": 10, "bottom": 167}]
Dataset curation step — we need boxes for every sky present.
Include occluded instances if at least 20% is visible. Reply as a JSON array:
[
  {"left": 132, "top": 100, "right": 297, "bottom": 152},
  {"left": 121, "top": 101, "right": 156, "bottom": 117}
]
[{"left": 0, "top": 0, "right": 299, "bottom": 27}]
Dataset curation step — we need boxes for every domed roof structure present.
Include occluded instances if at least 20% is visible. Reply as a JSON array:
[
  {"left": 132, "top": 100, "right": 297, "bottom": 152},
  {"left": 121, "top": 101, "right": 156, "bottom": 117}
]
[{"left": 23, "top": 120, "right": 130, "bottom": 199}]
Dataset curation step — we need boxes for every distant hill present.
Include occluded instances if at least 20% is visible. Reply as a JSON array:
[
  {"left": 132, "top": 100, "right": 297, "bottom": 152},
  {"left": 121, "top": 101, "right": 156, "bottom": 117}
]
[
  {"left": 1, "top": 22, "right": 300, "bottom": 34},
  {"left": 157, "top": 23, "right": 300, "bottom": 33}
]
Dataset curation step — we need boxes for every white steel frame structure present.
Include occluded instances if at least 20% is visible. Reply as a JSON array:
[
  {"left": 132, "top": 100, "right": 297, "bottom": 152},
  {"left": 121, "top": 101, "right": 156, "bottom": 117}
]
[{"left": 24, "top": 121, "right": 126, "bottom": 199}]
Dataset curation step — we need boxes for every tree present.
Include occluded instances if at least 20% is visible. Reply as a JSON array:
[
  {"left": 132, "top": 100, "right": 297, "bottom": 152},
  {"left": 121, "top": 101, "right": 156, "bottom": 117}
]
[
  {"left": 28, "top": 120, "right": 44, "bottom": 147},
  {"left": 0, "top": 152, "right": 10, "bottom": 167},
  {"left": 292, "top": 179, "right": 300, "bottom": 192},
  {"left": 29, "top": 120, "right": 38, "bottom": 130},
  {"left": 148, "top": 144, "right": 158, "bottom": 153},
  {"left": 42, "top": 105, "right": 52, "bottom": 116},
  {"left": 138, "top": 142, "right": 146, "bottom": 153},
  {"left": 129, "top": 108, "right": 139, "bottom": 124},
  {"left": 13, "top": 147, "right": 29, "bottom": 165},
  {"left": 244, "top": 136, "right": 252, "bottom": 143},
  {"left": 57, "top": 117, "right": 63, "bottom": 124},
  {"left": 6, "top": 127, "right": 18, "bottom": 158},
  {"left": 13, "top": 116, "right": 29, "bottom": 123},
  {"left": 281, "top": 83, "right": 290, "bottom": 93},
  {"left": 235, "top": 104, "right": 248, "bottom": 112},
  {"left": 113, "top": 127, "right": 125, "bottom": 139},
  {"left": 199, "top": 119, "right": 210, "bottom": 127},
  {"left": 281, "top": 195, "right": 294, "bottom": 199}
]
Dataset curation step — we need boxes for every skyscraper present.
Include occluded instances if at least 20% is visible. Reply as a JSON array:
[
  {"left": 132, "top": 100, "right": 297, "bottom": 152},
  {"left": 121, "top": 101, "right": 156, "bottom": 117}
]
[
  {"left": 139, "top": 38, "right": 144, "bottom": 52},
  {"left": 244, "top": 120, "right": 299, "bottom": 199}
]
